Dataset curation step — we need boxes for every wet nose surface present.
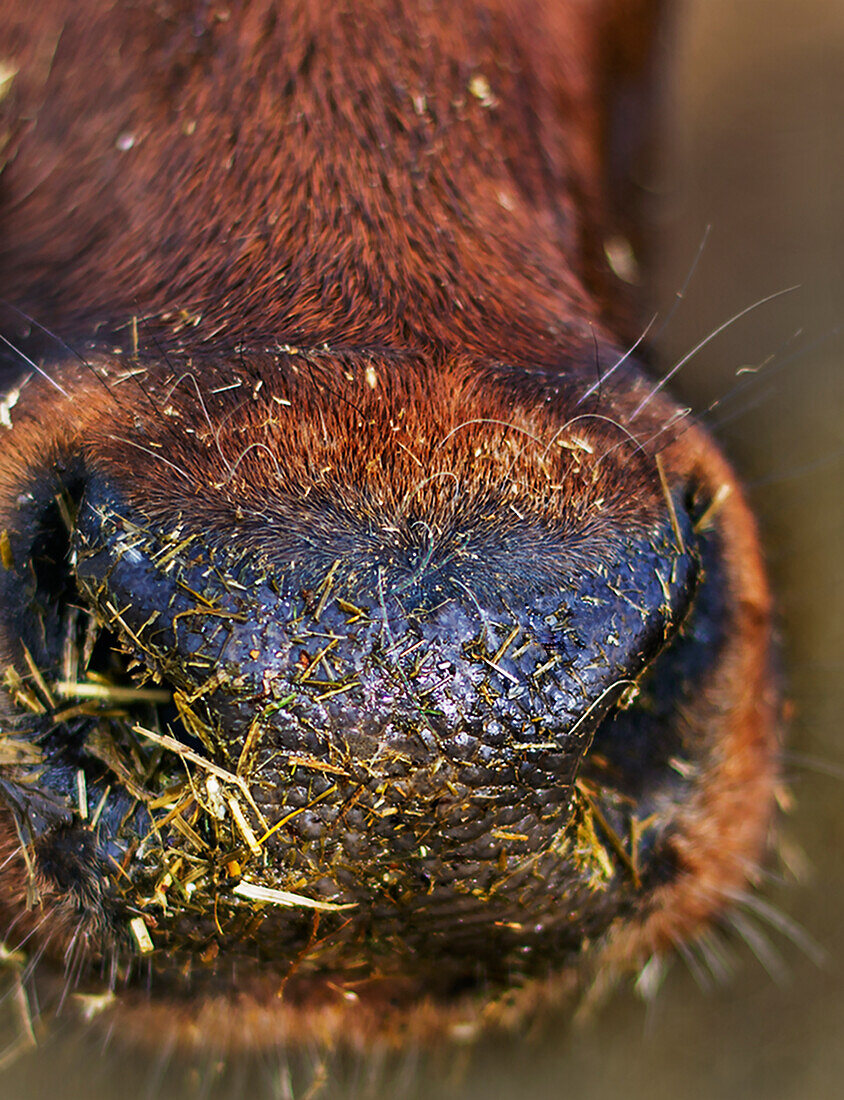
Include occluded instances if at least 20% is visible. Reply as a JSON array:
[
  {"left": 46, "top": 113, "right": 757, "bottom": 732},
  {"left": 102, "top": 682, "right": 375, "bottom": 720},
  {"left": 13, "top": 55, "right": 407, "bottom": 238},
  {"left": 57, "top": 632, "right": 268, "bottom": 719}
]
[{"left": 66, "top": 468, "right": 698, "bottom": 953}]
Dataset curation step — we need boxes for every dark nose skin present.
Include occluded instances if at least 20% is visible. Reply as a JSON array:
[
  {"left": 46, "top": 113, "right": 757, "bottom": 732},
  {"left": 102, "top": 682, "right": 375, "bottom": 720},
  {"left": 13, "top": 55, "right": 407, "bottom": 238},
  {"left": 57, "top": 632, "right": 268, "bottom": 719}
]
[{"left": 70, "top": 455, "right": 697, "bottom": 933}]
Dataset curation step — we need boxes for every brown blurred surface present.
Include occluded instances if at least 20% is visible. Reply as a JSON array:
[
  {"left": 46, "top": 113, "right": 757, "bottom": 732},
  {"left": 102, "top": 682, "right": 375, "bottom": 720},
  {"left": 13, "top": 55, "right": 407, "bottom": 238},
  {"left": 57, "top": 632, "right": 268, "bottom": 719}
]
[{"left": 1, "top": 1, "right": 842, "bottom": 1096}]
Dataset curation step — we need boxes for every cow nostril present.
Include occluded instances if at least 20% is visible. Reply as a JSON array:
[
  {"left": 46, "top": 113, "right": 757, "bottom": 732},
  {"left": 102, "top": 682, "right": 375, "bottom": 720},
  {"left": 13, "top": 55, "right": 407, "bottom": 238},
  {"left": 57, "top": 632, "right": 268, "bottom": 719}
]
[
  {"left": 0, "top": 465, "right": 153, "bottom": 705},
  {"left": 1, "top": 465, "right": 88, "bottom": 670},
  {"left": 0, "top": 462, "right": 187, "bottom": 846}
]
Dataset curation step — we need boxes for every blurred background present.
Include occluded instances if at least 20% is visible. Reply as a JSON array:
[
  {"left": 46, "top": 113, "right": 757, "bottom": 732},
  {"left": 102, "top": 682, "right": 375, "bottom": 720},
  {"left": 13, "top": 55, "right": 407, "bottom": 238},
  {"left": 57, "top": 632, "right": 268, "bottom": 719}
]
[{"left": 2, "top": 0, "right": 842, "bottom": 1096}]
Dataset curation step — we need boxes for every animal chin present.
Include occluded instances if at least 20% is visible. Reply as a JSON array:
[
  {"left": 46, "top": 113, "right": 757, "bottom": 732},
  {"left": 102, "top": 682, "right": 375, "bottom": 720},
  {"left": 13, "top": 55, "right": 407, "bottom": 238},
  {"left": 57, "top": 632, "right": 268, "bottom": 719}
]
[{"left": 0, "top": 350, "right": 778, "bottom": 1047}]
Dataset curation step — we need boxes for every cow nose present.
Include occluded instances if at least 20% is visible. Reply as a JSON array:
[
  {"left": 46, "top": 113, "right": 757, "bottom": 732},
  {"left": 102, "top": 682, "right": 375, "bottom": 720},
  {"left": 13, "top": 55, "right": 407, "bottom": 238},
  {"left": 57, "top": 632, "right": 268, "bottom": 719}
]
[{"left": 71, "top": 468, "right": 699, "bottom": 900}]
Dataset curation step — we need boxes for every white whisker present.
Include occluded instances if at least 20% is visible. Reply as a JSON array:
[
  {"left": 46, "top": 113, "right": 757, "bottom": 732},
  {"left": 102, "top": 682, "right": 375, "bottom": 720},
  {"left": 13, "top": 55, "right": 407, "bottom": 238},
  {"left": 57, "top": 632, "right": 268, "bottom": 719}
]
[
  {"left": 727, "top": 909, "right": 789, "bottom": 985},
  {"left": 731, "top": 890, "right": 827, "bottom": 967},
  {"left": 631, "top": 285, "right": 800, "bottom": 419},
  {"left": 0, "top": 333, "right": 71, "bottom": 397},
  {"left": 577, "top": 314, "right": 658, "bottom": 404}
]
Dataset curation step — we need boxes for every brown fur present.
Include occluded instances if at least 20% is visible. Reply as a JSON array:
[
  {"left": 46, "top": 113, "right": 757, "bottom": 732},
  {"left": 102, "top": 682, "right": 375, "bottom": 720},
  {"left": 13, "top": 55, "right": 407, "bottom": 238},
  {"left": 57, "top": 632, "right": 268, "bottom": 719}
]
[{"left": 0, "top": 0, "right": 779, "bottom": 1050}]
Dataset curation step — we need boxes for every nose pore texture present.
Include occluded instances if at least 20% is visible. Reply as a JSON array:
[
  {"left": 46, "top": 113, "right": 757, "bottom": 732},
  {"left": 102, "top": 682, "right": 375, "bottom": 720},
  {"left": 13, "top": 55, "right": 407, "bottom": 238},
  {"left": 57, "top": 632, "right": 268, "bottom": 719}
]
[{"left": 72, "top": 473, "right": 699, "bottom": 886}]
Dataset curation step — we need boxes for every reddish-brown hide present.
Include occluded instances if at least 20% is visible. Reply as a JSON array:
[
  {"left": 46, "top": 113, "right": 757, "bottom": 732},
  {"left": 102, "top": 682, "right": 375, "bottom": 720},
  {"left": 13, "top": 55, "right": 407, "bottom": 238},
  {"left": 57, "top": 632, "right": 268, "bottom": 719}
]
[
  {"left": 0, "top": 0, "right": 778, "bottom": 1050},
  {"left": 0, "top": 0, "right": 660, "bottom": 359}
]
